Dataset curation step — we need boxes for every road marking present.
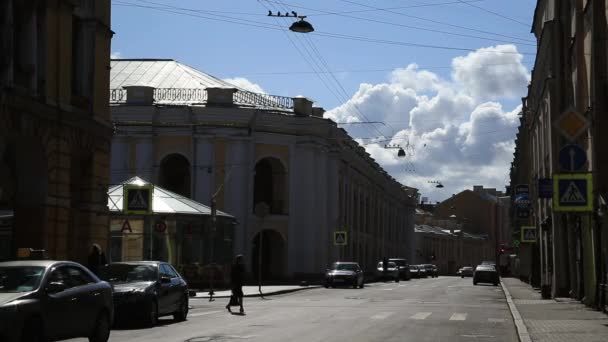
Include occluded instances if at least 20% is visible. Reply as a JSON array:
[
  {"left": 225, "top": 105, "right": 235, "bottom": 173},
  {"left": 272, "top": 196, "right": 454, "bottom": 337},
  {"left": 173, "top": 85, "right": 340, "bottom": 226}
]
[
  {"left": 410, "top": 312, "right": 432, "bottom": 320},
  {"left": 398, "top": 284, "right": 408, "bottom": 287},
  {"left": 189, "top": 310, "right": 222, "bottom": 317},
  {"left": 488, "top": 318, "right": 506, "bottom": 323},
  {"left": 449, "top": 313, "right": 467, "bottom": 321},
  {"left": 371, "top": 312, "right": 393, "bottom": 320},
  {"left": 383, "top": 288, "right": 394, "bottom": 291}
]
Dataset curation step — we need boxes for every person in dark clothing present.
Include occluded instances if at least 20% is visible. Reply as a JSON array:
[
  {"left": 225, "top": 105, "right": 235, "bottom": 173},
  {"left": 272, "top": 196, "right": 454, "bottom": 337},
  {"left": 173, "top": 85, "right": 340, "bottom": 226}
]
[
  {"left": 87, "top": 243, "right": 107, "bottom": 276},
  {"left": 226, "top": 254, "right": 245, "bottom": 314}
]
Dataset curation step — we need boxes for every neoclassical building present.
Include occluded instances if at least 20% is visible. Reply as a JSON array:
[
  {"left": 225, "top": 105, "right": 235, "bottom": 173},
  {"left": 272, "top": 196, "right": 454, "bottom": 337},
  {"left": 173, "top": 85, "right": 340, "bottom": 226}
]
[{"left": 109, "top": 59, "right": 418, "bottom": 279}]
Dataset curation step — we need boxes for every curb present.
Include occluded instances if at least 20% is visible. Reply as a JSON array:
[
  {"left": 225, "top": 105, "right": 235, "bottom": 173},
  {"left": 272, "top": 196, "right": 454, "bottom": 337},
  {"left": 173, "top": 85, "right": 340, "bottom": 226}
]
[
  {"left": 500, "top": 279, "right": 532, "bottom": 342},
  {"left": 193, "top": 286, "right": 320, "bottom": 299}
]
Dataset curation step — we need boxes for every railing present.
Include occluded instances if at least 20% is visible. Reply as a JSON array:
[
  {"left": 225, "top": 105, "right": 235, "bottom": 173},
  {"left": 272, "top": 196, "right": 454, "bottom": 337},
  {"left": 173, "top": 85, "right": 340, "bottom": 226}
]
[
  {"left": 233, "top": 90, "right": 293, "bottom": 109},
  {"left": 109, "top": 88, "right": 293, "bottom": 110}
]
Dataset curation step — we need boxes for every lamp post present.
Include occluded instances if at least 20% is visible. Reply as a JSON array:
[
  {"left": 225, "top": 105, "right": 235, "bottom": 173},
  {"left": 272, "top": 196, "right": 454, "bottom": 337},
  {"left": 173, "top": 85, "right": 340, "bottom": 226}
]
[
  {"left": 208, "top": 198, "right": 217, "bottom": 302},
  {"left": 385, "top": 144, "right": 406, "bottom": 157}
]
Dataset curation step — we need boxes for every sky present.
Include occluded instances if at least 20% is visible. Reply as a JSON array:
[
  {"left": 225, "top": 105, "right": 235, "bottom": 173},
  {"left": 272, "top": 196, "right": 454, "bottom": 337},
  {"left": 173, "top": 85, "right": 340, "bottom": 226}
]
[{"left": 111, "top": 0, "right": 538, "bottom": 202}]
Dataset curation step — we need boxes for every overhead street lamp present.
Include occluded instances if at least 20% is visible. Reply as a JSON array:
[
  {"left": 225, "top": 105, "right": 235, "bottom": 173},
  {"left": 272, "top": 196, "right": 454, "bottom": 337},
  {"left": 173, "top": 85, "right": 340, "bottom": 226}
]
[
  {"left": 385, "top": 144, "right": 406, "bottom": 157},
  {"left": 428, "top": 181, "right": 444, "bottom": 188},
  {"left": 267, "top": 10, "right": 315, "bottom": 33}
]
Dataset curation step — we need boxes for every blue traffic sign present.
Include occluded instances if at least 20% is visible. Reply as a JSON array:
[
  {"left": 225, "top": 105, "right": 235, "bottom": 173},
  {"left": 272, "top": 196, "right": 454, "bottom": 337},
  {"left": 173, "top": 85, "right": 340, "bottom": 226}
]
[
  {"left": 553, "top": 174, "right": 593, "bottom": 212},
  {"left": 559, "top": 144, "right": 587, "bottom": 171}
]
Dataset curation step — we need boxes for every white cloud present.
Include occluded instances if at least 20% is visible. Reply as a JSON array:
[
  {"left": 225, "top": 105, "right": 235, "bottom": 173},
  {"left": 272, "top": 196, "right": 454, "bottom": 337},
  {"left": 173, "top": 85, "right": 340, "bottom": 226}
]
[
  {"left": 222, "top": 77, "right": 266, "bottom": 94},
  {"left": 110, "top": 51, "right": 122, "bottom": 59},
  {"left": 325, "top": 45, "right": 528, "bottom": 201},
  {"left": 451, "top": 44, "right": 530, "bottom": 100}
]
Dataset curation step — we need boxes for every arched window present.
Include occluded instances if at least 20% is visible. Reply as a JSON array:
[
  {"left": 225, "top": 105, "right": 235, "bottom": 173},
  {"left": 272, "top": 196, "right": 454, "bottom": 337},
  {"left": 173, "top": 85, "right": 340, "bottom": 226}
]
[
  {"left": 253, "top": 158, "right": 287, "bottom": 215},
  {"left": 159, "top": 154, "right": 191, "bottom": 198}
]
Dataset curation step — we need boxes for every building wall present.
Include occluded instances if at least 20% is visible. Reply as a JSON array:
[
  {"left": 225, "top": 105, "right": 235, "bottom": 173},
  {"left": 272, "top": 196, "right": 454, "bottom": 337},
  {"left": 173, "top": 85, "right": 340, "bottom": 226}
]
[
  {"left": 111, "top": 95, "right": 418, "bottom": 279},
  {"left": 0, "top": 0, "right": 112, "bottom": 263}
]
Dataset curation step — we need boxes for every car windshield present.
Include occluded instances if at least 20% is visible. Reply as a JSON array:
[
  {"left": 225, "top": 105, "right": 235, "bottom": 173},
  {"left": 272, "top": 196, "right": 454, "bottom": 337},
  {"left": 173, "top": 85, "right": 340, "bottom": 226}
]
[
  {"left": 332, "top": 263, "right": 358, "bottom": 271},
  {"left": 0, "top": 266, "right": 45, "bottom": 293},
  {"left": 99, "top": 264, "right": 158, "bottom": 282}
]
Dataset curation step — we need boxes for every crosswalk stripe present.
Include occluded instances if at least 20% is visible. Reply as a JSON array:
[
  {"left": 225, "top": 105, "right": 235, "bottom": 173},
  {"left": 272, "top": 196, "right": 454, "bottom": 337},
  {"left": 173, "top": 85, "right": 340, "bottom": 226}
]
[
  {"left": 449, "top": 313, "right": 467, "bottom": 321},
  {"left": 410, "top": 312, "right": 432, "bottom": 320},
  {"left": 371, "top": 312, "right": 393, "bottom": 320},
  {"left": 189, "top": 310, "right": 222, "bottom": 317}
]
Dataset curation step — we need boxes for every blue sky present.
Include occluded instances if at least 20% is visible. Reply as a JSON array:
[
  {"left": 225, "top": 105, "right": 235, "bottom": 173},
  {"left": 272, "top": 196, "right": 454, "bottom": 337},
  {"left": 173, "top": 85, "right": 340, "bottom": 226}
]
[{"left": 111, "top": 0, "right": 538, "bottom": 200}]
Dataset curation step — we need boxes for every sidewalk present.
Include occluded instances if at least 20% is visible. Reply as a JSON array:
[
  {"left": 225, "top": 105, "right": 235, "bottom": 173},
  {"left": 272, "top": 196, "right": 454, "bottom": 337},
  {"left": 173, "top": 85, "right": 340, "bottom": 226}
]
[
  {"left": 191, "top": 285, "right": 320, "bottom": 299},
  {"left": 501, "top": 277, "right": 608, "bottom": 342}
]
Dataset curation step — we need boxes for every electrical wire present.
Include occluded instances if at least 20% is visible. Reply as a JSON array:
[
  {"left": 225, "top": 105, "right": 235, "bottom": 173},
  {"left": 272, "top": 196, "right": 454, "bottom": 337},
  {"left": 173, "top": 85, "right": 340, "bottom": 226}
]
[
  {"left": 114, "top": 1, "right": 536, "bottom": 56},
  {"left": 454, "top": 0, "right": 530, "bottom": 27}
]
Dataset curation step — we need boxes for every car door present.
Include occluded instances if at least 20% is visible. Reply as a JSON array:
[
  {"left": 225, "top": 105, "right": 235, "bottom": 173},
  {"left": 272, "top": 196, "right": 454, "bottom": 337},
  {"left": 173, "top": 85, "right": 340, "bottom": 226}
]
[
  {"left": 62, "top": 265, "right": 101, "bottom": 335},
  {"left": 161, "top": 263, "right": 181, "bottom": 311},
  {"left": 157, "top": 264, "right": 174, "bottom": 314},
  {"left": 42, "top": 266, "right": 79, "bottom": 340}
]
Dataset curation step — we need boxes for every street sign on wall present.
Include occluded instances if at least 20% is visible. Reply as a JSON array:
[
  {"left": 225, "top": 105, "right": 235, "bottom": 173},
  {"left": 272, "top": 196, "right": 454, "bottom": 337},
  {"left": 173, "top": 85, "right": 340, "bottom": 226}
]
[
  {"left": 521, "top": 226, "right": 537, "bottom": 243},
  {"left": 334, "top": 231, "right": 347, "bottom": 246},
  {"left": 514, "top": 184, "right": 530, "bottom": 219},
  {"left": 554, "top": 109, "right": 590, "bottom": 141},
  {"left": 123, "top": 185, "right": 153, "bottom": 215},
  {"left": 553, "top": 174, "right": 593, "bottom": 212},
  {"left": 558, "top": 144, "right": 587, "bottom": 171}
]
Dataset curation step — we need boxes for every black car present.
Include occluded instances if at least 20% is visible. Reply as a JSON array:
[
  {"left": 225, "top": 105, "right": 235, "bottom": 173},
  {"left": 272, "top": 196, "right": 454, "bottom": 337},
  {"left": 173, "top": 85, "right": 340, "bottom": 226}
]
[
  {"left": 100, "top": 261, "right": 189, "bottom": 326},
  {"left": 389, "top": 258, "right": 411, "bottom": 280},
  {"left": 473, "top": 265, "right": 499, "bottom": 286},
  {"left": 422, "top": 264, "right": 438, "bottom": 278},
  {"left": 376, "top": 261, "right": 400, "bottom": 282},
  {"left": 409, "top": 265, "right": 420, "bottom": 278},
  {"left": 324, "top": 262, "right": 365, "bottom": 288},
  {"left": 460, "top": 266, "right": 474, "bottom": 278},
  {"left": 0, "top": 260, "right": 113, "bottom": 342}
]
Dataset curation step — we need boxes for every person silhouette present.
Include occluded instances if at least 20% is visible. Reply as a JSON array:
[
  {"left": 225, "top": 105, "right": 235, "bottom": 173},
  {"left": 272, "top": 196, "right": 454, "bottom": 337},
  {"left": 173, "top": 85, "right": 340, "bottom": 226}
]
[{"left": 226, "top": 255, "right": 245, "bottom": 315}]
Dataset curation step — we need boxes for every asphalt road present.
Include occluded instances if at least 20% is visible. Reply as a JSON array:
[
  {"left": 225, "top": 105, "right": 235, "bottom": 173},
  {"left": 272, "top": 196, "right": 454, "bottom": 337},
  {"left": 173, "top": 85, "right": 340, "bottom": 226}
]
[{"left": 68, "top": 276, "right": 519, "bottom": 342}]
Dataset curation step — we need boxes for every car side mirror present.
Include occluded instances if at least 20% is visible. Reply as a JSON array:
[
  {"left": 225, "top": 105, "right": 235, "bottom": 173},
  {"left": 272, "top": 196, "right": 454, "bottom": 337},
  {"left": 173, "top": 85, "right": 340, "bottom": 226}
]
[
  {"left": 159, "top": 276, "right": 171, "bottom": 284},
  {"left": 46, "top": 282, "right": 67, "bottom": 294}
]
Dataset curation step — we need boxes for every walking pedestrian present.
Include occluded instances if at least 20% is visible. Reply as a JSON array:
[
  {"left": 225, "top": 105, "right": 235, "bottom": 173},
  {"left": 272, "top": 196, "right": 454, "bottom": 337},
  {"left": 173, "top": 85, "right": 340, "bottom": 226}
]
[
  {"left": 226, "top": 254, "right": 245, "bottom": 314},
  {"left": 87, "top": 243, "right": 107, "bottom": 276}
]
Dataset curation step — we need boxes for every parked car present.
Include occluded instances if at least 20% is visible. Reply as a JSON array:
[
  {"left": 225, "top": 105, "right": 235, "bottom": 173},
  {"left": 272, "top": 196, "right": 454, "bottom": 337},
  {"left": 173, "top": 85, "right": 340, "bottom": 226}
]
[
  {"left": 417, "top": 265, "right": 428, "bottom": 278},
  {"left": 473, "top": 265, "right": 499, "bottom": 286},
  {"left": 324, "top": 262, "right": 365, "bottom": 288},
  {"left": 409, "top": 265, "right": 420, "bottom": 278},
  {"left": 422, "top": 264, "right": 438, "bottom": 278},
  {"left": 376, "top": 261, "right": 400, "bottom": 282},
  {"left": 389, "top": 258, "right": 411, "bottom": 280},
  {"left": 0, "top": 260, "right": 113, "bottom": 342},
  {"left": 99, "top": 261, "right": 189, "bottom": 326},
  {"left": 460, "top": 266, "right": 474, "bottom": 278}
]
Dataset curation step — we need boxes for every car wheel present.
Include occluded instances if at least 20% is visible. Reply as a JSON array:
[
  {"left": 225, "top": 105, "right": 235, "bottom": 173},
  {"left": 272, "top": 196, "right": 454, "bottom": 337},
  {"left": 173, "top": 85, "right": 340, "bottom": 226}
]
[
  {"left": 89, "top": 311, "right": 110, "bottom": 342},
  {"left": 473, "top": 280, "right": 478, "bottom": 285},
  {"left": 494, "top": 282, "right": 499, "bottom": 286},
  {"left": 21, "top": 317, "right": 44, "bottom": 342},
  {"left": 147, "top": 300, "right": 159, "bottom": 327},
  {"left": 461, "top": 275, "right": 464, "bottom": 278},
  {"left": 360, "top": 281, "right": 365, "bottom": 289},
  {"left": 174, "top": 296, "right": 189, "bottom": 321}
]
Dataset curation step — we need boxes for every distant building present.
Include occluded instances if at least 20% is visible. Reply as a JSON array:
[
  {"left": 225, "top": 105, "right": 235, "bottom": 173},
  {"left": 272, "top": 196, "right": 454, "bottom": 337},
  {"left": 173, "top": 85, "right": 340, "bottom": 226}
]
[
  {"left": 109, "top": 59, "right": 418, "bottom": 280},
  {"left": 0, "top": 1, "right": 113, "bottom": 261}
]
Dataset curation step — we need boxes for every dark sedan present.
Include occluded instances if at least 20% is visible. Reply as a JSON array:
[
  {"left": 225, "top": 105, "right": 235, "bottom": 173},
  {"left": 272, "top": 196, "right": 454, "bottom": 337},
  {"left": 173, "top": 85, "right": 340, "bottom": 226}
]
[
  {"left": 389, "top": 258, "right": 411, "bottom": 280},
  {"left": 0, "top": 260, "right": 113, "bottom": 342},
  {"left": 324, "top": 262, "right": 365, "bottom": 288},
  {"left": 409, "top": 265, "right": 420, "bottom": 278},
  {"left": 460, "top": 266, "right": 474, "bottom": 278},
  {"left": 100, "top": 261, "right": 189, "bottom": 326},
  {"left": 473, "top": 265, "right": 499, "bottom": 286}
]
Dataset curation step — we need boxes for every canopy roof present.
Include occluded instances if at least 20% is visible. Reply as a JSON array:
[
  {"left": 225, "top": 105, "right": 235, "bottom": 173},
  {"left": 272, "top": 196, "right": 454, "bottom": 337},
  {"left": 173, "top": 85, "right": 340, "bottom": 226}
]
[{"left": 108, "top": 177, "right": 233, "bottom": 218}]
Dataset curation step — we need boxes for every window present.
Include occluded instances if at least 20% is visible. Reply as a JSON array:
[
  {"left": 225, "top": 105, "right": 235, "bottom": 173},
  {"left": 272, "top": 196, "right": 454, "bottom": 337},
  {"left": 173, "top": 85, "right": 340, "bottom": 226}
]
[
  {"left": 160, "top": 264, "right": 177, "bottom": 278},
  {"left": 48, "top": 266, "right": 94, "bottom": 289}
]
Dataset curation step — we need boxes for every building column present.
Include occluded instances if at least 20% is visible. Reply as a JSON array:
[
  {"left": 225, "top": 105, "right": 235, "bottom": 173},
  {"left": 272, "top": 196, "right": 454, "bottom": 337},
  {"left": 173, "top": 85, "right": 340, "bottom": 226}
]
[
  {"left": 224, "top": 139, "right": 250, "bottom": 257},
  {"left": 193, "top": 137, "right": 214, "bottom": 205},
  {"left": 135, "top": 137, "right": 154, "bottom": 182},
  {"left": 110, "top": 136, "right": 129, "bottom": 184}
]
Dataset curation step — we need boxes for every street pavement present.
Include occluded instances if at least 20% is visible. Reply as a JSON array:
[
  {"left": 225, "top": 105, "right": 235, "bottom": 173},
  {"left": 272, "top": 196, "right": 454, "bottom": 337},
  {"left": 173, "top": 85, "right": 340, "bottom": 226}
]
[
  {"left": 194, "top": 285, "right": 320, "bottom": 299},
  {"left": 502, "top": 277, "right": 608, "bottom": 342},
  {"left": 66, "top": 276, "right": 518, "bottom": 342}
]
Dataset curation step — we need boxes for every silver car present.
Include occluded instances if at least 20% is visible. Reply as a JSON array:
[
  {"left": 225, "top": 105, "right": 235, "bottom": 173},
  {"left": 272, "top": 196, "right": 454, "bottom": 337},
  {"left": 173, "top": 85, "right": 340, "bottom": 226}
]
[
  {"left": 0, "top": 260, "right": 114, "bottom": 342},
  {"left": 376, "top": 261, "right": 400, "bottom": 282}
]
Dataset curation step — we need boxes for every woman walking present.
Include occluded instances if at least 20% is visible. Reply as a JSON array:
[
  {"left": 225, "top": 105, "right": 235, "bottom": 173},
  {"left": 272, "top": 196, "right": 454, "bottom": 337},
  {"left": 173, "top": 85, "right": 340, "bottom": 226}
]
[
  {"left": 226, "top": 255, "right": 245, "bottom": 314},
  {"left": 87, "top": 243, "right": 107, "bottom": 276}
]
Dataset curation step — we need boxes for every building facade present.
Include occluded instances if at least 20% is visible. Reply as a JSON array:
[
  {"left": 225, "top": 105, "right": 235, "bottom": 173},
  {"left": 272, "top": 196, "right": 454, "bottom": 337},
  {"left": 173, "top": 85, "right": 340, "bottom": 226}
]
[
  {"left": 0, "top": 0, "right": 113, "bottom": 262},
  {"left": 510, "top": 0, "right": 608, "bottom": 309},
  {"left": 109, "top": 59, "right": 418, "bottom": 280}
]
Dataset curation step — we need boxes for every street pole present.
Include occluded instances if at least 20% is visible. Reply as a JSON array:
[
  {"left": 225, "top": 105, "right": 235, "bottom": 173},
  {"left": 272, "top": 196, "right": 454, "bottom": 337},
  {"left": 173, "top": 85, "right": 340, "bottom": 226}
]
[
  {"left": 254, "top": 202, "right": 269, "bottom": 298},
  {"left": 208, "top": 198, "right": 217, "bottom": 302}
]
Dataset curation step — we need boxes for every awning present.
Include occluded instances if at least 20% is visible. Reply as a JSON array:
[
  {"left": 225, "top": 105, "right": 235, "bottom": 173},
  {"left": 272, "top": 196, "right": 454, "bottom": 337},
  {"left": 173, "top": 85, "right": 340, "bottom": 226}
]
[{"left": 108, "top": 177, "right": 233, "bottom": 218}]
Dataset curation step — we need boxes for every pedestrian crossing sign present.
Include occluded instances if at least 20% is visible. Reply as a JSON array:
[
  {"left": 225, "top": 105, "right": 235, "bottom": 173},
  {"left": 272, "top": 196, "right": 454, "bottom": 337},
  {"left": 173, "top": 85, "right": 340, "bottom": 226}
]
[
  {"left": 334, "top": 231, "right": 347, "bottom": 246},
  {"left": 553, "top": 174, "right": 593, "bottom": 212},
  {"left": 123, "top": 184, "right": 153, "bottom": 215},
  {"left": 521, "top": 226, "right": 537, "bottom": 243}
]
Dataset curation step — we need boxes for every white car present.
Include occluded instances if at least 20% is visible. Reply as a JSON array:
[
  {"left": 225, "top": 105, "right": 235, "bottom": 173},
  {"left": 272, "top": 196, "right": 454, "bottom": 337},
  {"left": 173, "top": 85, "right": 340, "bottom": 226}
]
[{"left": 376, "top": 261, "right": 400, "bottom": 282}]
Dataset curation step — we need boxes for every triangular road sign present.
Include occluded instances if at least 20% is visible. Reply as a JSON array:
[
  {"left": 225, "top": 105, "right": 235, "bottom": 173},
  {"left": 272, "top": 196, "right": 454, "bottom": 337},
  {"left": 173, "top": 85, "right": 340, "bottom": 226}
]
[
  {"left": 560, "top": 182, "right": 586, "bottom": 203},
  {"left": 334, "top": 231, "right": 347, "bottom": 246},
  {"left": 336, "top": 234, "right": 345, "bottom": 244}
]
